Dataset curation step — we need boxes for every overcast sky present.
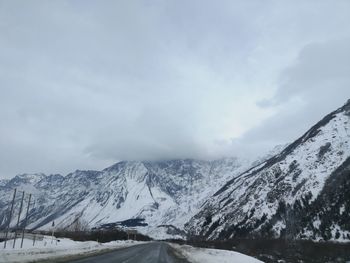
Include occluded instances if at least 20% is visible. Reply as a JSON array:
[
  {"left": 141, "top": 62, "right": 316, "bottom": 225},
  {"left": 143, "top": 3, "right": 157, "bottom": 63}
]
[{"left": 1, "top": 0, "right": 350, "bottom": 178}]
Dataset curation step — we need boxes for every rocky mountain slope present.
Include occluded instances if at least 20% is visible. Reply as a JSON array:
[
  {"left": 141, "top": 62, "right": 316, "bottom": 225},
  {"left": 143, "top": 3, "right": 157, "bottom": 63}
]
[
  {"left": 0, "top": 158, "right": 252, "bottom": 239},
  {"left": 2, "top": 100, "right": 349, "bottom": 242},
  {"left": 186, "top": 100, "right": 350, "bottom": 242}
]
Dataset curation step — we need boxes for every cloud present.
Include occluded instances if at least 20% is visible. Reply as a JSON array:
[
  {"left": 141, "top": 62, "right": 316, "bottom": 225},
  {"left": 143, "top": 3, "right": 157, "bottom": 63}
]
[
  {"left": 0, "top": 0, "right": 350, "bottom": 177},
  {"left": 235, "top": 38, "right": 350, "bottom": 156},
  {"left": 263, "top": 39, "right": 350, "bottom": 106}
]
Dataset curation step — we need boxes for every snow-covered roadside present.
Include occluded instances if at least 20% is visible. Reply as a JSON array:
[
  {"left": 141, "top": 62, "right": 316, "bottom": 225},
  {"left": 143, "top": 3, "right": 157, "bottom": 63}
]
[
  {"left": 0, "top": 236, "right": 146, "bottom": 263},
  {"left": 170, "top": 243, "right": 264, "bottom": 263}
]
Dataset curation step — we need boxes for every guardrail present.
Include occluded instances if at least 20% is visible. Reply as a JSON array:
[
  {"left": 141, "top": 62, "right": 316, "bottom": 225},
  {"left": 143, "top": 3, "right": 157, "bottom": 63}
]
[{"left": 0, "top": 232, "right": 44, "bottom": 241}]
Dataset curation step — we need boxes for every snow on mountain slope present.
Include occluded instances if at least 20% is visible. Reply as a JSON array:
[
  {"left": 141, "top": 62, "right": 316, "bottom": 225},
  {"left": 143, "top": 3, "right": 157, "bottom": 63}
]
[
  {"left": 0, "top": 158, "right": 253, "bottom": 239},
  {"left": 186, "top": 99, "right": 350, "bottom": 241}
]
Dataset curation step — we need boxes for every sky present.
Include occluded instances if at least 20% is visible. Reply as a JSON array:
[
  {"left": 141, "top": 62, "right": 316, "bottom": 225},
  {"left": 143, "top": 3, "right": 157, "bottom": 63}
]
[{"left": 1, "top": 0, "right": 350, "bottom": 178}]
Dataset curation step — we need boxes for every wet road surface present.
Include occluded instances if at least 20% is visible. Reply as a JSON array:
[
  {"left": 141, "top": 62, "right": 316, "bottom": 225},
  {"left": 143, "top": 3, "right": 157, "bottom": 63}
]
[{"left": 66, "top": 242, "right": 191, "bottom": 263}]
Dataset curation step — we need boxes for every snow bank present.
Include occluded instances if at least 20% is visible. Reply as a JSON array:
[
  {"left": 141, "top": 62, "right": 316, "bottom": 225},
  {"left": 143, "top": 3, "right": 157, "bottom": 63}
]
[
  {"left": 0, "top": 236, "right": 146, "bottom": 263},
  {"left": 170, "top": 243, "right": 264, "bottom": 263}
]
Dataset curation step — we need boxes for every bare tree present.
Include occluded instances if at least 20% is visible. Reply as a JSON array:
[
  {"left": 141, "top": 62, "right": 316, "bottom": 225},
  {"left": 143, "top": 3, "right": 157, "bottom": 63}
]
[{"left": 67, "top": 216, "right": 89, "bottom": 232}]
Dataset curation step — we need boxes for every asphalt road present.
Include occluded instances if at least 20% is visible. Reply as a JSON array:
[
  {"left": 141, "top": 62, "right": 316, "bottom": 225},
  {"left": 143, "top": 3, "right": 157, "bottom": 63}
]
[{"left": 66, "top": 242, "right": 191, "bottom": 263}]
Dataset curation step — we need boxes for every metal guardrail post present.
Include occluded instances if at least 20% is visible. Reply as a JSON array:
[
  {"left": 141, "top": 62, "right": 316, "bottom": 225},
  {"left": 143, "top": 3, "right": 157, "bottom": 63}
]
[
  {"left": 13, "top": 191, "right": 25, "bottom": 248},
  {"left": 4, "top": 188, "right": 17, "bottom": 249},
  {"left": 20, "top": 194, "right": 32, "bottom": 248}
]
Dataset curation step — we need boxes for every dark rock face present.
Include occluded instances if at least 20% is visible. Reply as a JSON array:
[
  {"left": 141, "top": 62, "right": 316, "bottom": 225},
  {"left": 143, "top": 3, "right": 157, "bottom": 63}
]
[
  {"left": 186, "top": 99, "right": 350, "bottom": 242},
  {"left": 294, "top": 157, "right": 350, "bottom": 241}
]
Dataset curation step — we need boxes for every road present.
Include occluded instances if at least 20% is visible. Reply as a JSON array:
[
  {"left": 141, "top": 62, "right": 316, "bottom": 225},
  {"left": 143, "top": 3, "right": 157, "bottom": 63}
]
[{"left": 66, "top": 242, "right": 191, "bottom": 263}]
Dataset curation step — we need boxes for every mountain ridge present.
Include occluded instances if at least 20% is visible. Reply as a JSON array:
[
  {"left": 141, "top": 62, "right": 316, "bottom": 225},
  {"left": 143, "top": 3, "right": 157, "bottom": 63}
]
[
  {"left": 185, "top": 99, "right": 350, "bottom": 242},
  {"left": 0, "top": 157, "right": 253, "bottom": 239},
  {"left": 1, "top": 99, "right": 349, "bottom": 241}
]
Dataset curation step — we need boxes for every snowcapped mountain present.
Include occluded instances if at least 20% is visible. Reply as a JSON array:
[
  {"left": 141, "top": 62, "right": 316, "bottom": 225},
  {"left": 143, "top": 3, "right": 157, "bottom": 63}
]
[
  {"left": 2, "top": 100, "right": 349, "bottom": 242},
  {"left": 0, "top": 158, "right": 252, "bottom": 239},
  {"left": 186, "top": 99, "right": 350, "bottom": 242}
]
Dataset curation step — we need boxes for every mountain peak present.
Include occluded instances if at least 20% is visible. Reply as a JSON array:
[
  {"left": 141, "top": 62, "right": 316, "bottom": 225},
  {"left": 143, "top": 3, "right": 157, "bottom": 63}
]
[
  {"left": 342, "top": 98, "right": 350, "bottom": 112},
  {"left": 15, "top": 173, "right": 46, "bottom": 183}
]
